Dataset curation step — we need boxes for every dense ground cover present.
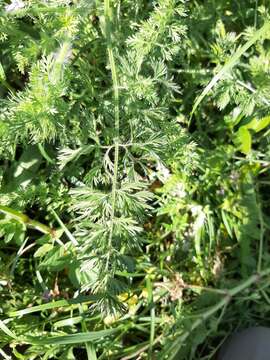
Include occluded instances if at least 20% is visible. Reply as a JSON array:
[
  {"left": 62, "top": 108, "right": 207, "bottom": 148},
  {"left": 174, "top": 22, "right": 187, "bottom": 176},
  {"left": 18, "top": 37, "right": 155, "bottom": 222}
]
[{"left": 0, "top": 0, "right": 270, "bottom": 359}]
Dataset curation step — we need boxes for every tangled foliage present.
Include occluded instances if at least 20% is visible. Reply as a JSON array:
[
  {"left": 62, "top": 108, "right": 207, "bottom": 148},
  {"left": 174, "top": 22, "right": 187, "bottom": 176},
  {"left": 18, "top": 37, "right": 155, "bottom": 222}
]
[{"left": 0, "top": 0, "right": 270, "bottom": 359}]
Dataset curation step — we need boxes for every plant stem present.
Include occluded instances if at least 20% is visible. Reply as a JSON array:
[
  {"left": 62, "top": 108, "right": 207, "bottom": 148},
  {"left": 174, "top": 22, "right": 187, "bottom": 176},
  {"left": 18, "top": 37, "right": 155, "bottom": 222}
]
[
  {"left": 51, "top": 208, "right": 78, "bottom": 246},
  {"left": 146, "top": 277, "right": 155, "bottom": 359},
  {"left": 104, "top": 0, "right": 120, "bottom": 268},
  {"left": 166, "top": 269, "right": 270, "bottom": 360},
  {"left": 0, "top": 205, "right": 55, "bottom": 237},
  {"left": 257, "top": 189, "right": 265, "bottom": 272}
]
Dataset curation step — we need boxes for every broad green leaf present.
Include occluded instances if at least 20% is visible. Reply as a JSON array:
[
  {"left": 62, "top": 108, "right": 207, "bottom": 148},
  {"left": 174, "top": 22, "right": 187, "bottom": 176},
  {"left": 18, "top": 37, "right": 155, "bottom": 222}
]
[
  {"left": 221, "top": 210, "right": 233, "bottom": 238},
  {"left": 235, "top": 127, "right": 252, "bottom": 154},
  {"left": 54, "top": 316, "right": 83, "bottom": 329},
  {"left": 85, "top": 343, "right": 97, "bottom": 360},
  {"left": 2, "top": 145, "right": 42, "bottom": 193},
  {"left": 0, "top": 219, "right": 25, "bottom": 245},
  {"left": 246, "top": 115, "right": 270, "bottom": 133}
]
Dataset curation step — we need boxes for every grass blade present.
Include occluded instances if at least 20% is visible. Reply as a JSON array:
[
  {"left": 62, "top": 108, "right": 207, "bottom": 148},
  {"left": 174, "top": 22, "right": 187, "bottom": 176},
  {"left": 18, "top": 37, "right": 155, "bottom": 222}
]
[
  {"left": 9, "top": 295, "right": 99, "bottom": 317},
  {"left": 0, "top": 319, "right": 17, "bottom": 339},
  {"left": 0, "top": 348, "right": 12, "bottom": 360},
  {"left": 24, "top": 329, "right": 118, "bottom": 345},
  {"left": 146, "top": 277, "right": 155, "bottom": 358}
]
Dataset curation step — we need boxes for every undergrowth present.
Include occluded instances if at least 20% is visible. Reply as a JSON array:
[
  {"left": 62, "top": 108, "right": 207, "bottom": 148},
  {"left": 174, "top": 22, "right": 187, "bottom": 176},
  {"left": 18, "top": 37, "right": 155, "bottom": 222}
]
[{"left": 0, "top": 0, "right": 270, "bottom": 359}]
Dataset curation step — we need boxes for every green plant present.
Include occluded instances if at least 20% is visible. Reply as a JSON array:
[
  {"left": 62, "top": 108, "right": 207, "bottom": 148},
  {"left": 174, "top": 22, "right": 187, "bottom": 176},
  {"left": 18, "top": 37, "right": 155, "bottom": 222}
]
[{"left": 0, "top": 0, "right": 270, "bottom": 359}]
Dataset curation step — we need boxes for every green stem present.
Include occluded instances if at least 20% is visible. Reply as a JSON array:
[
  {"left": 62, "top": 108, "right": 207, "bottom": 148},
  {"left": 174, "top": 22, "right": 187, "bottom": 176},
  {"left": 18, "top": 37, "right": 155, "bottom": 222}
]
[
  {"left": 146, "top": 277, "right": 155, "bottom": 359},
  {"left": 256, "top": 195, "right": 264, "bottom": 272},
  {"left": 51, "top": 208, "right": 78, "bottom": 246},
  {"left": 104, "top": 0, "right": 120, "bottom": 267},
  {"left": 0, "top": 205, "right": 55, "bottom": 237},
  {"left": 38, "top": 143, "right": 55, "bottom": 164}
]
